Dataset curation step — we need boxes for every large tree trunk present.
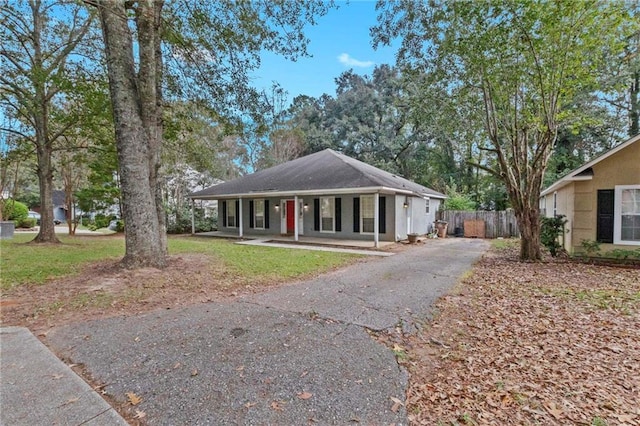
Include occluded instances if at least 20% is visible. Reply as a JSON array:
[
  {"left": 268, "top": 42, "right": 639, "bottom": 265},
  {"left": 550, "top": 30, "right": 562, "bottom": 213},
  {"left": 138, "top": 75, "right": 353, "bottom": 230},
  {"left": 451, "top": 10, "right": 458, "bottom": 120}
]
[
  {"left": 98, "top": 1, "right": 166, "bottom": 268},
  {"left": 137, "top": 0, "right": 167, "bottom": 255},
  {"left": 33, "top": 139, "right": 59, "bottom": 243},
  {"left": 514, "top": 206, "right": 542, "bottom": 261}
]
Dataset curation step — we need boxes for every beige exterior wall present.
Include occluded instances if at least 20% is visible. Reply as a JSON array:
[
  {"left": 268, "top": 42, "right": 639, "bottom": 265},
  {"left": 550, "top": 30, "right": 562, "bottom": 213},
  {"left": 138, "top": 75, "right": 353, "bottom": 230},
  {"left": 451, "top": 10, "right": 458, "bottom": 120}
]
[
  {"left": 543, "top": 141, "right": 640, "bottom": 254},
  {"left": 542, "top": 183, "right": 575, "bottom": 252}
]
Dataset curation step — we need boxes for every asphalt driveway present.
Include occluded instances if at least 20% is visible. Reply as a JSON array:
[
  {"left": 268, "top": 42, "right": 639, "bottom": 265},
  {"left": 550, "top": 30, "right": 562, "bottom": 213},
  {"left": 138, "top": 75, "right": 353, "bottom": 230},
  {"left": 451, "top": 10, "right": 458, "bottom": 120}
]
[{"left": 47, "top": 238, "right": 488, "bottom": 425}]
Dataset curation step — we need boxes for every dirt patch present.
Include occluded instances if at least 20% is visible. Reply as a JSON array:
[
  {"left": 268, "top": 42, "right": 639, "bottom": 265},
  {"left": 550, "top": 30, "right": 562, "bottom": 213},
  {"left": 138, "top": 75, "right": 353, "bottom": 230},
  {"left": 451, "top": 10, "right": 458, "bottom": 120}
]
[
  {"left": 0, "top": 254, "right": 292, "bottom": 336},
  {"left": 387, "top": 245, "right": 640, "bottom": 425}
]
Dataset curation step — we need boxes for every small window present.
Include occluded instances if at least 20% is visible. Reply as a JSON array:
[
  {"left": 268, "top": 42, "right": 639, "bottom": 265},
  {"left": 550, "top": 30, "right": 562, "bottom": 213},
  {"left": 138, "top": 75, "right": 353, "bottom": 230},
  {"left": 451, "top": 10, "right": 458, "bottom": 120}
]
[
  {"left": 360, "top": 195, "right": 375, "bottom": 233},
  {"left": 227, "top": 200, "right": 236, "bottom": 228},
  {"left": 553, "top": 192, "right": 557, "bottom": 217},
  {"left": 320, "top": 197, "right": 334, "bottom": 232},
  {"left": 425, "top": 198, "right": 430, "bottom": 214},
  {"left": 254, "top": 199, "right": 265, "bottom": 229}
]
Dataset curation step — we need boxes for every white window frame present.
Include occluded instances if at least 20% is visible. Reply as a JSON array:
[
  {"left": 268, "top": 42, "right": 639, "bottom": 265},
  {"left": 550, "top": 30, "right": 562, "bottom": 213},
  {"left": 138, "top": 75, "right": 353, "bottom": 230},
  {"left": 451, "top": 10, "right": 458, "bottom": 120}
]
[
  {"left": 227, "top": 200, "right": 236, "bottom": 228},
  {"left": 425, "top": 198, "right": 430, "bottom": 214},
  {"left": 254, "top": 199, "right": 265, "bottom": 230},
  {"left": 360, "top": 195, "right": 375, "bottom": 234},
  {"left": 320, "top": 196, "right": 335, "bottom": 233},
  {"left": 614, "top": 184, "right": 640, "bottom": 245},
  {"left": 553, "top": 192, "right": 557, "bottom": 217}
]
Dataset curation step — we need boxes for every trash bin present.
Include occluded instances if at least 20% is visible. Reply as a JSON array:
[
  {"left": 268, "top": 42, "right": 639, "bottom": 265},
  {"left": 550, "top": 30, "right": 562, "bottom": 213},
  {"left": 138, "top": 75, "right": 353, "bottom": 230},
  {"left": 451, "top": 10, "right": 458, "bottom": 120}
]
[
  {"left": 435, "top": 220, "right": 448, "bottom": 238},
  {"left": 0, "top": 221, "right": 15, "bottom": 239}
]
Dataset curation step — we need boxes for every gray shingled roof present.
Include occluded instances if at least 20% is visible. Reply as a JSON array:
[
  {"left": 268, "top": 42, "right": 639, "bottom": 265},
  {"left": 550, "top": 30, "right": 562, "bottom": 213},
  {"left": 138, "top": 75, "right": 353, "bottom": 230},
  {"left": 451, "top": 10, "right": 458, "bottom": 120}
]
[{"left": 190, "top": 149, "right": 445, "bottom": 199}]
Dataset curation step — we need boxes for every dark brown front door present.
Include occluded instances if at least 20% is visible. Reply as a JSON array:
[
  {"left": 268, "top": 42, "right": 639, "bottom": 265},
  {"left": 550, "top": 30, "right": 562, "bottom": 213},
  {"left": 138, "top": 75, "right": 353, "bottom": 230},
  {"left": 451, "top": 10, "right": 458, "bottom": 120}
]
[{"left": 597, "top": 189, "right": 614, "bottom": 243}]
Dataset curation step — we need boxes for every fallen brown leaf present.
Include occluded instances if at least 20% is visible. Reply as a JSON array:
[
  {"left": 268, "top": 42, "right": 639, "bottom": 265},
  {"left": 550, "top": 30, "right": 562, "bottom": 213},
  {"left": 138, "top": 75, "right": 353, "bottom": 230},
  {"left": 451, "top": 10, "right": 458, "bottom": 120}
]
[
  {"left": 126, "top": 392, "right": 142, "bottom": 406},
  {"left": 297, "top": 392, "right": 313, "bottom": 400},
  {"left": 543, "top": 402, "right": 563, "bottom": 420},
  {"left": 270, "top": 400, "right": 285, "bottom": 411},
  {"left": 390, "top": 396, "right": 404, "bottom": 413},
  {"left": 61, "top": 397, "right": 79, "bottom": 406}
]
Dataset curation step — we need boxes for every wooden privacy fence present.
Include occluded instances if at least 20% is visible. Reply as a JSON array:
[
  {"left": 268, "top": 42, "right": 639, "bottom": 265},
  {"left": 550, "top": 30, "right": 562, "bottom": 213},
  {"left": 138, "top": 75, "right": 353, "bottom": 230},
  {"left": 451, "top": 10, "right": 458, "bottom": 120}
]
[{"left": 437, "top": 210, "right": 520, "bottom": 239}]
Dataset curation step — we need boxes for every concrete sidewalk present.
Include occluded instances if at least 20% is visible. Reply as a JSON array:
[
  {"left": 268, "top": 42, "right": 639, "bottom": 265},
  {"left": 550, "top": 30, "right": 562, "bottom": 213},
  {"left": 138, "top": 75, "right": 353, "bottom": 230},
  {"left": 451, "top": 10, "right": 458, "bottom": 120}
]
[
  {"left": 0, "top": 326, "right": 128, "bottom": 425},
  {"left": 236, "top": 238, "right": 395, "bottom": 256}
]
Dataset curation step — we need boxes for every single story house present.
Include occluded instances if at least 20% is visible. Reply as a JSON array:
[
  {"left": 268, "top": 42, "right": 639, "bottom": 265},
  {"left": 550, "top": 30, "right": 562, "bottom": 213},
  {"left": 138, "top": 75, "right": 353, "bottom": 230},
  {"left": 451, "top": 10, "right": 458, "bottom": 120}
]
[
  {"left": 540, "top": 133, "right": 640, "bottom": 254},
  {"left": 189, "top": 149, "right": 446, "bottom": 247}
]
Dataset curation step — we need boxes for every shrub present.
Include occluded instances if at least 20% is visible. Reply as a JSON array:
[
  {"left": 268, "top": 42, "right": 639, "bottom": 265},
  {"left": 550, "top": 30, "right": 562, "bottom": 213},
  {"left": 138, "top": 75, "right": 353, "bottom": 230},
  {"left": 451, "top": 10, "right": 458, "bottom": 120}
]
[
  {"left": 609, "top": 248, "right": 640, "bottom": 260},
  {"left": 113, "top": 220, "right": 124, "bottom": 232},
  {"left": 580, "top": 239, "right": 601, "bottom": 257},
  {"left": 18, "top": 218, "right": 36, "bottom": 228},
  {"left": 167, "top": 206, "right": 216, "bottom": 234},
  {"left": 93, "top": 215, "right": 111, "bottom": 229},
  {"left": 1, "top": 200, "right": 29, "bottom": 221},
  {"left": 540, "top": 215, "right": 567, "bottom": 257},
  {"left": 442, "top": 182, "right": 476, "bottom": 211}
]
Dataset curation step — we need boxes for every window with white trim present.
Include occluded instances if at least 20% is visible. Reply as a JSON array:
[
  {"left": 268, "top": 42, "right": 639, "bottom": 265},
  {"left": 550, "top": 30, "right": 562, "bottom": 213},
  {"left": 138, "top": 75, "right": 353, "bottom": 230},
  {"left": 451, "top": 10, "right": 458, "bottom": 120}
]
[
  {"left": 615, "top": 185, "right": 640, "bottom": 245},
  {"left": 553, "top": 192, "right": 557, "bottom": 217},
  {"left": 254, "top": 199, "right": 265, "bottom": 229},
  {"left": 425, "top": 198, "right": 430, "bottom": 214},
  {"left": 320, "top": 197, "right": 334, "bottom": 232},
  {"left": 361, "top": 195, "right": 375, "bottom": 233},
  {"left": 227, "top": 200, "right": 236, "bottom": 228}
]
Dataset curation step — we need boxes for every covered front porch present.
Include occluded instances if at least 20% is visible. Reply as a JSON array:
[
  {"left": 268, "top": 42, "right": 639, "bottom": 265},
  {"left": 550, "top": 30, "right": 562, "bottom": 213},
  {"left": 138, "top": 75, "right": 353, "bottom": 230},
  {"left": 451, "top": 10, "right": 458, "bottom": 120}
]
[
  {"left": 192, "top": 230, "right": 397, "bottom": 251},
  {"left": 190, "top": 191, "right": 396, "bottom": 248}
]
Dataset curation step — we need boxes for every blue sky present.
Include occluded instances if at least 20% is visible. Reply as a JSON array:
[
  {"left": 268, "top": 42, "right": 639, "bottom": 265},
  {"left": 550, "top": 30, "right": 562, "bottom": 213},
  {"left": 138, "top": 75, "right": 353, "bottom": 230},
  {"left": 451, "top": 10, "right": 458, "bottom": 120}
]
[{"left": 251, "top": 1, "right": 399, "bottom": 104}]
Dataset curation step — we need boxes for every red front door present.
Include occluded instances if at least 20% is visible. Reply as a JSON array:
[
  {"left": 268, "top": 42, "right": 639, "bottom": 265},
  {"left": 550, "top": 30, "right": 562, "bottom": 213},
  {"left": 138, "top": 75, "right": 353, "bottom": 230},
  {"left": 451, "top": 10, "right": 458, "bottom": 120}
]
[{"left": 286, "top": 200, "right": 295, "bottom": 233}]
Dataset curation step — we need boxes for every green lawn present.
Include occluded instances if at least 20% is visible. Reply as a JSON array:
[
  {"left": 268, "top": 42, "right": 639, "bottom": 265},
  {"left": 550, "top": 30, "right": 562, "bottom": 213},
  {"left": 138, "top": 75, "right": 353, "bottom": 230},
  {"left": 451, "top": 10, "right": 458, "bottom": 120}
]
[{"left": 0, "top": 234, "right": 360, "bottom": 291}]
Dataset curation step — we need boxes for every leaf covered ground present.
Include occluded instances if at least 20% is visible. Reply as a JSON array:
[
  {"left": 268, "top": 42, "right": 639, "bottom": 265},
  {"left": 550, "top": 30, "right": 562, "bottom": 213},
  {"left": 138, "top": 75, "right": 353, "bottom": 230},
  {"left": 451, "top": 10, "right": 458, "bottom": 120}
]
[
  {"left": 397, "top": 243, "right": 640, "bottom": 425},
  {"left": 2, "top": 237, "right": 638, "bottom": 425}
]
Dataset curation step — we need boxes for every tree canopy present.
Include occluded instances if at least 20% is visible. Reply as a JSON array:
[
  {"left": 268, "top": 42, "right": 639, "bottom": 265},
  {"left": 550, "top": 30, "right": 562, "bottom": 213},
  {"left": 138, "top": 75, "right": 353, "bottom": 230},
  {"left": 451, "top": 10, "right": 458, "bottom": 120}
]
[{"left": 372, "top": 0, "right": 639, "bottom": 260}]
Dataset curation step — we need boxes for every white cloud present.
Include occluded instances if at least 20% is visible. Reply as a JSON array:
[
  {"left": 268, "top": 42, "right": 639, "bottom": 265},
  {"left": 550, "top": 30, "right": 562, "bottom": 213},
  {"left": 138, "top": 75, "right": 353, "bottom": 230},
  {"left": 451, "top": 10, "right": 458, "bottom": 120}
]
[{"left": 337, "top": 53, "right": 374, "bottom": 68}]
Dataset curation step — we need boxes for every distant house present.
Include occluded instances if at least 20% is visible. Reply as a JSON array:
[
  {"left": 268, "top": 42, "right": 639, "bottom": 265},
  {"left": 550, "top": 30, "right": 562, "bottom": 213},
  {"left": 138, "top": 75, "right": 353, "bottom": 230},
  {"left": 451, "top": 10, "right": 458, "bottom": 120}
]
[
  {"left": 540, "top": 133, "right": 640, "bottom": 254},
  {"left": 189, "top": 149, "right": 445, "bottom": 246},
  {"left": 32, "top": 190, "right": 67, "bottom": 224},
  {"left": 52, "top": 190, "right": 67, "bottom": 223}
]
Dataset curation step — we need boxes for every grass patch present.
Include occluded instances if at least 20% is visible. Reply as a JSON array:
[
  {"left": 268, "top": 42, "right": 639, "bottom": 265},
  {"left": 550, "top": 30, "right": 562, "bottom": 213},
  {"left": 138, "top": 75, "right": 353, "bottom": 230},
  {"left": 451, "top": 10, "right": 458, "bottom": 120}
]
[
  {"left": 1, "top": 234, "right": 360, "bottom": 291},
  {"left": 169, "top": 236, "right": 360, "bottom": 281},
  {"left": 491, "top": 238, "right": 519, "bottom": 251},
  {"left": 0, "top": 234, "right": 125, "bottom": 291},
  {"left": 543, "top": 287, "right": 640, "bottom": 313}
]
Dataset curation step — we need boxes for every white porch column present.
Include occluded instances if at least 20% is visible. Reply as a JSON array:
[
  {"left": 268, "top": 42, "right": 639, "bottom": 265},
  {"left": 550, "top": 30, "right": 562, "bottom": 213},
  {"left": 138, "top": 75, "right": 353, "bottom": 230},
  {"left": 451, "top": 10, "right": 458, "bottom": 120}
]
[
  {"left": 191, "top": 199, "right": 195, "bottom": 235},
  {"left": 238, "top": 197, "right": 243, "bottom": 238},
  {"left": 294, "top": 195, "right": 299, "bottom": 241},
  {"left": 374, "top": 192, "right": 379, "bottom": 248}
]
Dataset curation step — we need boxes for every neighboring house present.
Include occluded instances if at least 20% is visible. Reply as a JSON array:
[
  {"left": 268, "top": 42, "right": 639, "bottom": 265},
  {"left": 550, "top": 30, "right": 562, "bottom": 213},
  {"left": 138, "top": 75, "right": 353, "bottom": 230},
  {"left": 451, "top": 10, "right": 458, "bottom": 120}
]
[
  {"left": 540, "top": 133, "right": 640, "bottom": 254},
  {"left": 52, "top": 190, "right": 67, "bottom": 223},
  {"left": 189, "top": 149, "right": 446, "bottom": 246},
  {"left": 32, "top": 190, "right": 67, "bottom": 223}
]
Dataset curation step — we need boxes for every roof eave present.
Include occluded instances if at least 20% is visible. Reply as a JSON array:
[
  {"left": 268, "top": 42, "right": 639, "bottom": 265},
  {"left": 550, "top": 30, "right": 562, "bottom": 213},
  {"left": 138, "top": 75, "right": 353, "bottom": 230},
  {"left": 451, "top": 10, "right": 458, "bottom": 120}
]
[
  {"left": 541, "top": 133, "right": 640, "bottom": 196},
  {"left": 190, "top": 186, "right": 445, "bottom": 200}
]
